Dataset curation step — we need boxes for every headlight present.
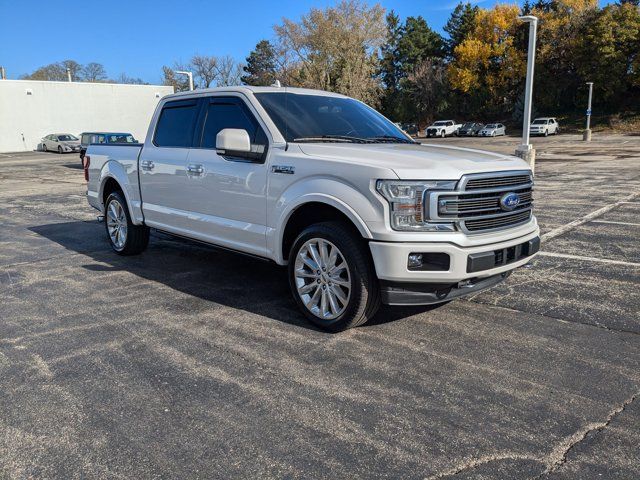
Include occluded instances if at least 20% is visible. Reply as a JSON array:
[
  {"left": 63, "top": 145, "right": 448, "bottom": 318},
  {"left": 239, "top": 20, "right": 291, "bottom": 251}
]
[{"left": 376, "top": 180, "right": 457, "bottom": 231}]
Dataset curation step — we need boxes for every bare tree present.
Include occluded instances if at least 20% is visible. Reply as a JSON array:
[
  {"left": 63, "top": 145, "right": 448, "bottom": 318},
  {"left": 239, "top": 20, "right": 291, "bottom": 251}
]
[
  {"left": 162, "top": 63, "right": 191, "bottom": 92},
  {"left": 117, "top": 73, "right": 148, "bottom": 85},
  {"left": 406, "top": 58, "right": 448, "bottom": 123},
  {"left": 61, "top": 59, "right": 83, "bottom": 81},
  {"left": 213, "top": 55, "right": 243, "bottom": 86},
  {"left": 82, "top": 62, "right": 107, "bottom": 82},
  {"left": 191, "top": 55, "right": 218, "bottom": 88}
]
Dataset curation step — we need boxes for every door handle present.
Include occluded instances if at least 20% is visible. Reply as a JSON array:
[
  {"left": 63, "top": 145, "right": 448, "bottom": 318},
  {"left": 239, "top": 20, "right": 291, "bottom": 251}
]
[
  {"left": 187, "top": 164, "right": 204, "bottom": 175},
  {"left": 140, "top": 160, "right": 155, "bottom": 170}
]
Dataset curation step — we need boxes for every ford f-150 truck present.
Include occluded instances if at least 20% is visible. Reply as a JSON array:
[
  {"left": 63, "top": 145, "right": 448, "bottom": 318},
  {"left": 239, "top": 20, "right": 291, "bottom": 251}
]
[{"left": 85, "top": 86, "right": 539, "bottom": 331}]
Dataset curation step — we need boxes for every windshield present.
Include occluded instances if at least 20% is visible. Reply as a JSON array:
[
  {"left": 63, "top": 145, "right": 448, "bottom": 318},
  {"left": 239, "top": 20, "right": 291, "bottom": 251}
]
[
  {"left": 485, "top": 124, "right": 497, "bottom": 129},
  {"left": 532, "top": 119, "right": 547, "bottom": 124},
  {"left": 57, "top": 134, "right": 78, "bottom": 141},
  {"left": 108, "top": 134, "right": 135, "bottom": 143},
  {"left": 462, "top": 123, "right": 476, "bottom": 128},
  {"left": 254, "top": 92, "right": 412, "bottom": 143}
]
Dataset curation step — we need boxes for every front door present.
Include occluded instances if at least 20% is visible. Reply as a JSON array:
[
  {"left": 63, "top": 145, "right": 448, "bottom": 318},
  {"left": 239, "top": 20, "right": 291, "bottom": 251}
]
[{"left": 181, "top": 96, "right": 270, "bottom": 257}]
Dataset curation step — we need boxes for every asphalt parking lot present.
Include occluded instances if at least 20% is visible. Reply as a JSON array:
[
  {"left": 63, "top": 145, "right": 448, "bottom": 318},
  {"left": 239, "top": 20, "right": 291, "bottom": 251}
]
[{"left": 1, "top": 133, "right": 639, "bottom": 479}]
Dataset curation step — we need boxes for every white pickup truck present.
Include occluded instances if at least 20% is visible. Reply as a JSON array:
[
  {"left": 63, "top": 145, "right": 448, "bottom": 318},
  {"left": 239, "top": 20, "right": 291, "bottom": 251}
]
[
  {"left": 425, "top": 120, "right": 462, "bottom": 138},
  {"left": 85, "top": 86, "right": 539, "bottom": 331}
]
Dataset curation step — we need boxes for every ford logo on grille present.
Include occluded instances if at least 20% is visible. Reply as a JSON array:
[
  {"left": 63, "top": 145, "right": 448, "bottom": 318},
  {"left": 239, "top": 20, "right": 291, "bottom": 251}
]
[{"left": 500, "top": 192, "right": 520, "bottom": 211}]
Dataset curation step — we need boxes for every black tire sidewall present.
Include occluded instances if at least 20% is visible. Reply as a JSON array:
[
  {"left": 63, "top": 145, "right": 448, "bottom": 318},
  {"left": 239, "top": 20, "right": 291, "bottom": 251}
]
[
  {"left": 288, "top": 222, "right": 377, "bottom": 331},
  {"left": 104, "top": 191, "right": 132, "bottom": 254}
]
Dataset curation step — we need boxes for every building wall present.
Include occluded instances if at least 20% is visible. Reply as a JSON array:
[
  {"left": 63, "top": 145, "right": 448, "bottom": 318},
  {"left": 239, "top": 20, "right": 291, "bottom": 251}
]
[{"left": 0, "top": 80, "right": 174, "bottom": 152}]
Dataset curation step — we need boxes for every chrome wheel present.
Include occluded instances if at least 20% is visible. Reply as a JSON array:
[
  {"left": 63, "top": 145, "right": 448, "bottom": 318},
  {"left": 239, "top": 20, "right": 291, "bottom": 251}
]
[
  {"left": 106, "top": 199, "right": 128, "bottom": 250},
  {"left": 294, "top": 238, "right": 351, "bottom": 320}
]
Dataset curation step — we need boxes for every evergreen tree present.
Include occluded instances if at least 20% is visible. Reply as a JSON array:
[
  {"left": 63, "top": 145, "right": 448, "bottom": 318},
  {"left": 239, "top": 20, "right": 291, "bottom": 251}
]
[
  {"left": 241, "top": 40, "right": 277, "bottom": 86},
  {"left": 444, "top": 2, "right": 480, "bottom": 56}
]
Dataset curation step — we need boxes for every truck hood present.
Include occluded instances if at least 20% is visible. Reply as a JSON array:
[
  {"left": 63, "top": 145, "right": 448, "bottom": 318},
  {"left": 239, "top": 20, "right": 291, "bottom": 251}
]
[{"left": 297, "top": 142, "right": 530, "bottom": 179}]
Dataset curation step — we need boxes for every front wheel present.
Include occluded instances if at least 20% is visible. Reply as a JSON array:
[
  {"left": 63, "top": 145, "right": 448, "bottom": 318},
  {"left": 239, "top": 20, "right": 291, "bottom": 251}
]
[
  {"left": 288, "top": 222, "right": 380, "bottom": 331},
  {"left": 58, "top": 146, "right": 63, "bottom": 154},
  {"left": 440, "top": 131, "right": 445, "bottom": 138},
  {"left": 104, "top": 191, "right": 149, "bottom": 255},
  {"left": 42, "top": 144, "right": 47, "bottom": 152}
]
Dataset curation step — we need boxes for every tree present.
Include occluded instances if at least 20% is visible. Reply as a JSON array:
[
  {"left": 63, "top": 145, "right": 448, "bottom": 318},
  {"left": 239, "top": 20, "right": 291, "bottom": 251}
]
[
  {"left": 162, "top": 64, "right": 190, "bottom": 92},
  {"left": 61, "top": 60, "right": 83, "bottom": 81},
  {"left": 117, "top": 73, "right": 147, "bottom": 85},
  {"left": 213, "top": 55, "right": 243, "bottom": 86},
  {"left": 21, "top": 63, "right": 67, "bottom": 81},
  {"left": 405, "top": 58, "right": 449, "bottom": 122},
  {"left": 191, "top": 55, "right": 218, "bottom": 88},
  {"left": 242, "top": 40, "right": 277, "bottom": 86},
  {"left": 396, "top": 16, "right": 445, "bottom": 72},
  {"left": 274, "top": 0, "right": 386, "bottom": 104},
  {"left": 82, "top": 62, "right": 107, "bottom": 82},
  {"left": 444, "top": 2, "right": 479, "bottom": 57}
]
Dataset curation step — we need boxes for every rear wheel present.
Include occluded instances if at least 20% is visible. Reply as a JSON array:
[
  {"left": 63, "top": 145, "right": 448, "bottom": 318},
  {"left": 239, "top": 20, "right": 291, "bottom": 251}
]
[
  {"left": 104, "top": 191, "right": 149, "bottom": 255},
  {"left": 289, "top": 222, "right": 380, "bottom": 331}
]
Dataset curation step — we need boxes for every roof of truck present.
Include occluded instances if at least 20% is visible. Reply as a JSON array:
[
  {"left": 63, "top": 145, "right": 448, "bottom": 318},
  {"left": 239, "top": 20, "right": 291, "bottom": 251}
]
[{"left": 167, "top": 85, "right": 348, "bottom": 100}]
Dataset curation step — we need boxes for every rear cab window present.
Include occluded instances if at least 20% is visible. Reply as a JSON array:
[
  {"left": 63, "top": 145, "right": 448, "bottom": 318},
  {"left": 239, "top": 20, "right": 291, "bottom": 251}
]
[{"left": 154, "top": 99, "right": 200, "bottom": 148}]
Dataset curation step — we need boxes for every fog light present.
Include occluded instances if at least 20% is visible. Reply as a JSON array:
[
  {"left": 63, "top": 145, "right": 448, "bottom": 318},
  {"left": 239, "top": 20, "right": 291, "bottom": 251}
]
[{"left": 408, "top": 253, "right": 423, "bottom": 268}]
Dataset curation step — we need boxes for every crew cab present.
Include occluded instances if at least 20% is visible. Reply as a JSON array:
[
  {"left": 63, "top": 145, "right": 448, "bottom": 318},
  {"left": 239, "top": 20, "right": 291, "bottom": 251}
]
[
  {"left": 425, "top": 120, "right": 461, "bottom": 138},
  {"left": 85, "top": 87, "right": 539, "bottom": 331}
]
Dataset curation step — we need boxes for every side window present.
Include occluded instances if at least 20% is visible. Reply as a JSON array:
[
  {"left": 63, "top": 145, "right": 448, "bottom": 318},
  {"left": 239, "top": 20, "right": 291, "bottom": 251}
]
[
  {"left": 200, "top": 98, "right": 267, "bottom": 150},
  {"left": 154, "top": 99, "right": 199, "bottom": 148}
]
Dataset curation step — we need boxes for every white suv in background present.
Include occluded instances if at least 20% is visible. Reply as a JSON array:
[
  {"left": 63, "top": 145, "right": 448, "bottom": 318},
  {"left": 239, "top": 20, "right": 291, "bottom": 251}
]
[{"left": 530, "top": 117, "right": 559, "bottom": 136}]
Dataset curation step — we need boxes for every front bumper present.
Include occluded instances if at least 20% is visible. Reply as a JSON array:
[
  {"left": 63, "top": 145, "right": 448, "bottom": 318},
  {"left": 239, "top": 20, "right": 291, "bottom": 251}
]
[
  {"left": 380, "top": 272, "right": 510, "bottom": 306},
  {"left": 368, "top": 229, "right": 540, "bottom": 283}
]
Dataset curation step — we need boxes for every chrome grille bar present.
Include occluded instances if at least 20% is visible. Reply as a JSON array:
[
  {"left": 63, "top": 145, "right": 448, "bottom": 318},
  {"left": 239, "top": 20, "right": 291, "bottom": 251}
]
[{"left": 426, "top": 170, "right": 534, "bottom": 234}]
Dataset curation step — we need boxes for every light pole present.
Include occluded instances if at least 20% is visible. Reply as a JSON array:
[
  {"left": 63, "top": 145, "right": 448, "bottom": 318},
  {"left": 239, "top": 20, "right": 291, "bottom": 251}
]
[
  {"left": 66, "top": 68, "right": 72, "bottom": 82},
  {"left": 175, "top": 70, "right": 194, "bottom": 91},
  {"left": 583, "top": 82, "right": 593, "bottom": 141},
  {"left": 515, "top": 15, "right": 538, "bottom": 174}
]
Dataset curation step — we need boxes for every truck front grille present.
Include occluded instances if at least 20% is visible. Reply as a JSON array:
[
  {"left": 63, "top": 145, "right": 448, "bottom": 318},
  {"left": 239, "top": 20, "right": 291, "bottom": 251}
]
[{"left": 429, "top": 171, "right": 534, "bottom": 234}]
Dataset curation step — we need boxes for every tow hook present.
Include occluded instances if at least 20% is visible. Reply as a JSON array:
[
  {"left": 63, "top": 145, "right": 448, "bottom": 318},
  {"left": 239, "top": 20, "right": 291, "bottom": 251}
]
[
  {"left": 458, "top": 279, "right": 475, "bottom": 289},
  {"left": 97, "top": 215, "right": 104, "bottom": 223}
]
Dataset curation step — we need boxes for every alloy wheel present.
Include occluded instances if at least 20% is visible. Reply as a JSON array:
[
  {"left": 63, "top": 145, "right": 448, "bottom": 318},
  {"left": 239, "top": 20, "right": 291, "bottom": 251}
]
[
  {"left": 106, "top": 199, "right": 128, "bottom": 250},
  {"left": 294, "top": 238, "right": 351, "bottom": 320}
]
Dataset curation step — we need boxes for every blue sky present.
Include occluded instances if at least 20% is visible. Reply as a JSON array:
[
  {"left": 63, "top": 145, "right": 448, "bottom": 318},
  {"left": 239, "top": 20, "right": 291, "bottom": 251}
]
[{"left": 0, "top": 0, "right": 615, "bottom": 84}]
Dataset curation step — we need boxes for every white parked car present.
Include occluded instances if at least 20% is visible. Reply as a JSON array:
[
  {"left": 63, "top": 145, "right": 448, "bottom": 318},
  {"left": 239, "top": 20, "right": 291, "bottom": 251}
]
[
  {"left": 530, "top": 117, "right": 559, "bottom": 136},
  {"left": 478, "top": 123, "right": 506, "bottom": 137},
  {"left": 425, "top": 120, "right": 461, "bottom": 138},
  {"left": 41, "top": 133, "right": 81, "bottom": 153},
  {"left": 85, "top": 86, "right": 539, "bottom": 331}
]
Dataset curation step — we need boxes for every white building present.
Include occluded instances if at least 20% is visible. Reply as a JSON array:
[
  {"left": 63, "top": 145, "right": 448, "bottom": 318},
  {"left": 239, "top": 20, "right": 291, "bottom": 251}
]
[{"left": 0, "top": 80, "right": 174, "bottom": 152}]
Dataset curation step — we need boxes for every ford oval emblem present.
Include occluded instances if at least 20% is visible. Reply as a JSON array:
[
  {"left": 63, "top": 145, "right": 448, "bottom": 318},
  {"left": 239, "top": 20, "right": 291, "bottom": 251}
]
[{"left": 500, "top": 192, "right": 520, "bottom": 211}]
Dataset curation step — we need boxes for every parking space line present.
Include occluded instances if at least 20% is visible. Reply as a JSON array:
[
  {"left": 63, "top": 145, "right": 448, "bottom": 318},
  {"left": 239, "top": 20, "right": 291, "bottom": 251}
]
[
  {"left": 538, "top": 251, "right": 640, "bottom": 267},
  {"left": 541, "top": 191, "right": 640, "bottom": 242},
  {"left": 591, "top": 220, "right": 640, "bottom": 227}
]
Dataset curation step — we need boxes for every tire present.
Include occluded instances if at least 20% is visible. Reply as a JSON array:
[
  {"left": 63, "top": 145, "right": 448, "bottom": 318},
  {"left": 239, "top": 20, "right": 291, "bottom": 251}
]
[
  {"left": 104, "top": 191, "right": 149, "bottom": 255},
  {"left": 42, "top": 143, "right": 47, "bottom": 152},
  {"left": 58, "top": 146, "right": 63, "bottom": 154},
  {"left": 440, "top": 130, "right": 445, "bottom": 138},
  {"left": 288, "top": 221, "right": 380, "bottom": 331},
  {"left": 544, "top": 129, "right": 548, "bottom": 137}
]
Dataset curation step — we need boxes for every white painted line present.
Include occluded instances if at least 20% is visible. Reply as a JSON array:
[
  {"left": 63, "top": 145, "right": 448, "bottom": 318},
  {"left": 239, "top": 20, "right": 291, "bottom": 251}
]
[
  {"left": 538, "top": 251, "right": 640, "bottom": 267},
  {"left": 541, "top": 191, "right": 640, "bottom": 242},
  {"left": 591, "top": 220, "right": 640, "bottom": 227}
]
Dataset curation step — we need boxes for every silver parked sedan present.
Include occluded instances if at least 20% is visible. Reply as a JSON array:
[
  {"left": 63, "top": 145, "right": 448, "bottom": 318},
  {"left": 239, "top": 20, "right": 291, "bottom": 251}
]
[
  {"left": 41, "top": 133, "right": 81, "bottom": 154},
  {"left": 478, "top": 123, "right": 506, "bottom": 137}
]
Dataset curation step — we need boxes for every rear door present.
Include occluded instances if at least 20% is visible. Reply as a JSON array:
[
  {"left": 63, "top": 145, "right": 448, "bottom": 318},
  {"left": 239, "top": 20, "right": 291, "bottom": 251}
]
[
  {"left": 180, "top": 95, "right": 270, "bottom": 256},
  {"left": 139, "top": 98, "right": 201, "bottom": 232}
]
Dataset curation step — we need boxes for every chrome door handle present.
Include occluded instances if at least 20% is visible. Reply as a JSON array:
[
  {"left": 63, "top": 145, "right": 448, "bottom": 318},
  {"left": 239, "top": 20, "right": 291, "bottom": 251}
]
[
  {"left": 140, "top": 160, "right": 154, "bottom": 170},
  {"left": 187, "top": 164, "right": 204, "bottom": 175}
]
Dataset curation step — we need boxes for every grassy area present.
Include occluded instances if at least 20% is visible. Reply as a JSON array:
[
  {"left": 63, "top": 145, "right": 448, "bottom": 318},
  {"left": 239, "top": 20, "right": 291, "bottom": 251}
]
[{"left": 556, "top": 111, "right": 640, "bottom": 134}]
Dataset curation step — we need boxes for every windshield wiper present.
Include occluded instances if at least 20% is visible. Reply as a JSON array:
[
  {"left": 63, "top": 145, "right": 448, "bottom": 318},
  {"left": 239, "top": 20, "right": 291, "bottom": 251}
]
[
  {"left": 370, "top": 135, "right": 417, "bottom": 144},
  {"left": 292, "top": 135, "right": 373, "bottom": 144}
]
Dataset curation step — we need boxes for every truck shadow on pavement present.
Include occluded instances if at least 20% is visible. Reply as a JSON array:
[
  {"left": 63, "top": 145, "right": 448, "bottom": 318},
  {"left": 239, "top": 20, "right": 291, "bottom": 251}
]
[{"left": 30, "top": 220, "right": 441, "bottom": 331}]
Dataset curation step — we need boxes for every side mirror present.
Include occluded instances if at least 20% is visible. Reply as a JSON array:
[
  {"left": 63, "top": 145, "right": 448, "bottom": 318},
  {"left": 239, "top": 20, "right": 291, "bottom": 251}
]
[{"left": 216, "top": 128, "right": 251, "bottom": 156}]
